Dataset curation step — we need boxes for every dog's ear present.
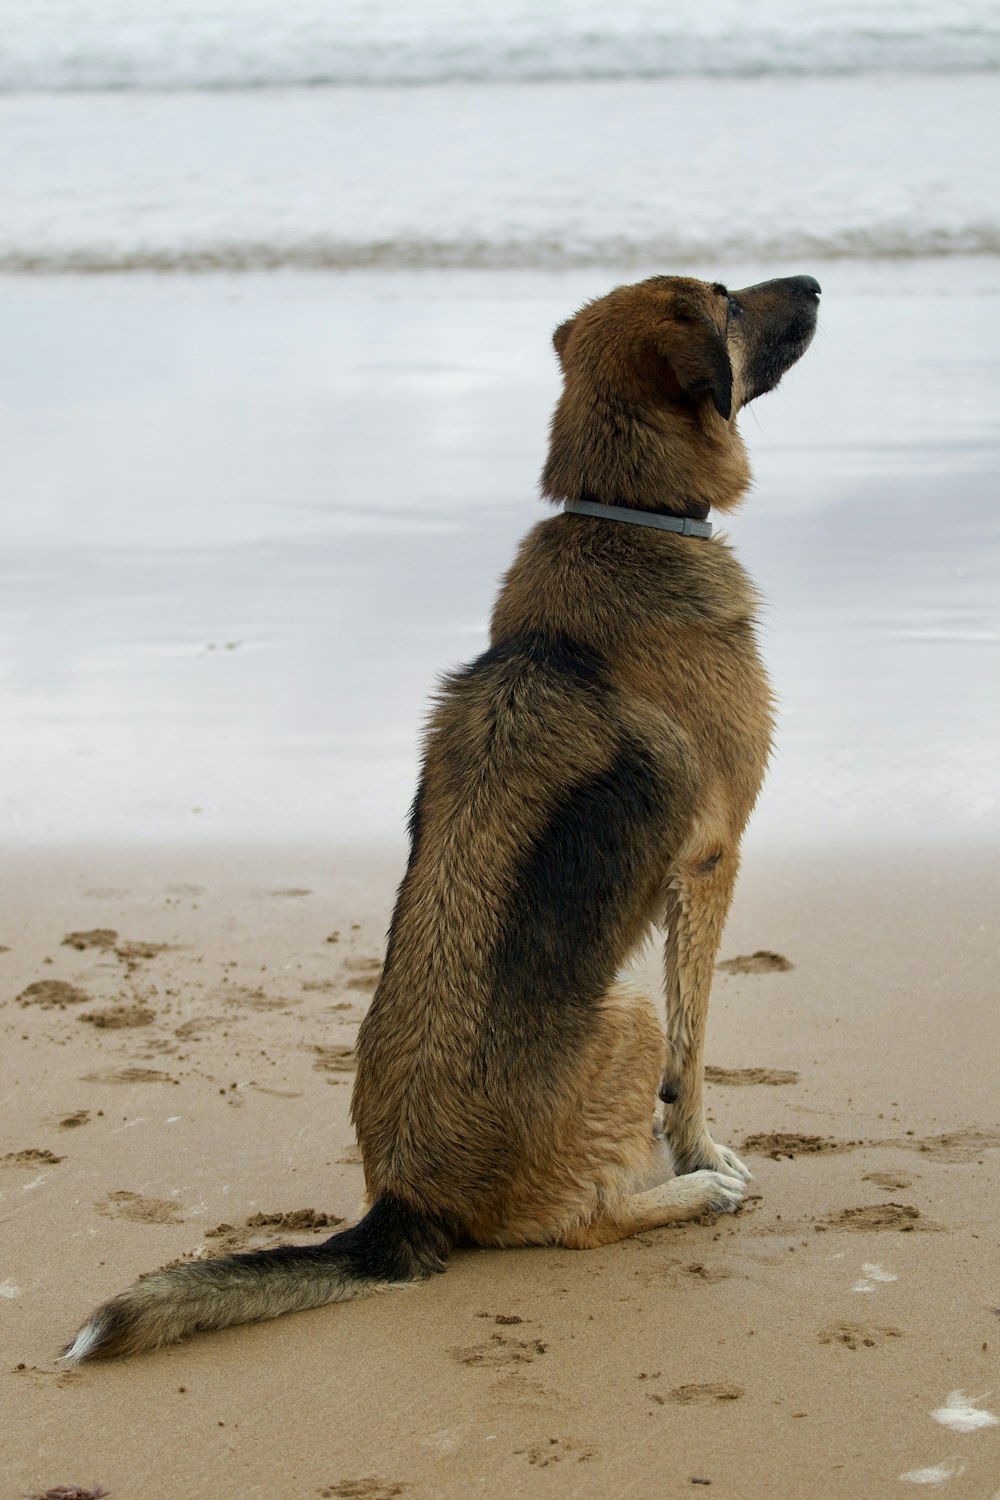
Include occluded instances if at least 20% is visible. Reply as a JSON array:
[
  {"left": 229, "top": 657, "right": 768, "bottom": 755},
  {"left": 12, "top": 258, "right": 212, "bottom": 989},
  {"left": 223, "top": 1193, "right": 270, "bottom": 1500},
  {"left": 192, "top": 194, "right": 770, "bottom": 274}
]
[
  {"left": 552, "top": 316, "right": 577, "bottom": 367},
  {"left": 658, "top": 310, "right": 733, "bottom": 421}
]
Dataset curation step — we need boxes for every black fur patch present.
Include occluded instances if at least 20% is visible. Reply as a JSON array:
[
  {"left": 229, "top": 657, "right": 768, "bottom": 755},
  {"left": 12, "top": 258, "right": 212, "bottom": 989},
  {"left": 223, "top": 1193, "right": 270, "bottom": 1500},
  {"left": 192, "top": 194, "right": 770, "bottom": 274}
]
[
  {"left": 449, "top": 629, "right": 609, "bottom": 697},
  {"left": 475, "top": 735, "right": 679, "bottom": 1084},
  {"left": 322, "top": 1194, "right": 452, "bottom": 1280}
]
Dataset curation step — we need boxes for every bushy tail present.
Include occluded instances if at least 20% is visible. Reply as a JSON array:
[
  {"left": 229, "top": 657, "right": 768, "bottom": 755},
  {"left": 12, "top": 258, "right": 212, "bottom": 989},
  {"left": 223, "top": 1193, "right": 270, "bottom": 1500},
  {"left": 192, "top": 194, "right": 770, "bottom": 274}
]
[{"left": 61, "top": 1195, "right": 451, "bottom": 1363}]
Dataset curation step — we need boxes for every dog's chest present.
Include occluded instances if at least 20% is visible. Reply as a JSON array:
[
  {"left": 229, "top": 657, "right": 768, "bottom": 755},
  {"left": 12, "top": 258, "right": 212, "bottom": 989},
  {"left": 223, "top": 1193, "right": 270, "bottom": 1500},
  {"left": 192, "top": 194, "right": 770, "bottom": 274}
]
[{"left": 617, "top": 611, "right": 773, "bottom": 807}]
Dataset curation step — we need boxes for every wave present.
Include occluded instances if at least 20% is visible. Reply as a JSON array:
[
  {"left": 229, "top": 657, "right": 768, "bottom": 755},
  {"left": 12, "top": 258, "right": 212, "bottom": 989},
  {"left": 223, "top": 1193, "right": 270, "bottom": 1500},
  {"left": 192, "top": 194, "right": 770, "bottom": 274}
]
[
  {"left": 4, "top": 225, "right": 999, "bottom": 275},
  {"left": 2, "top": 2, "right": 999, "bottom": 91}
]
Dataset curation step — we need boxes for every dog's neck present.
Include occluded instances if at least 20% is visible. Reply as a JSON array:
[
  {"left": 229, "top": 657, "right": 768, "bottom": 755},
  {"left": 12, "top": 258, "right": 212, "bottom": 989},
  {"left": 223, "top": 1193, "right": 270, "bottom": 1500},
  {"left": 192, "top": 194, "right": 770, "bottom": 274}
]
[
  {"left": 578, "top": 488, "right": 710, "bottom": 523},
  {"left": 540, "top": 390, "right": 751, "bottom": 517}
]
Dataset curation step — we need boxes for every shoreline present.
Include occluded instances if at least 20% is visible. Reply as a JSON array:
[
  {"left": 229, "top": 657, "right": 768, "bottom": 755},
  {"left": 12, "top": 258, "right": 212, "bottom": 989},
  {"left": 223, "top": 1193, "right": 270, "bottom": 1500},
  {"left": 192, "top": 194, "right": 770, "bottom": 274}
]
[{"left": 2, "top": 840, "right": 998, "bottom": 1497}]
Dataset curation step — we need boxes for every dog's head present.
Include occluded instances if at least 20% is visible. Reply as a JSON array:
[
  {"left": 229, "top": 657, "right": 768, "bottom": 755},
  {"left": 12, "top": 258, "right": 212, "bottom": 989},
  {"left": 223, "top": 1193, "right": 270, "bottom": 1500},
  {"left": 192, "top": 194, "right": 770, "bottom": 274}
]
[{"left": 543, "top": 274, "right": 819, "bottom": 514}]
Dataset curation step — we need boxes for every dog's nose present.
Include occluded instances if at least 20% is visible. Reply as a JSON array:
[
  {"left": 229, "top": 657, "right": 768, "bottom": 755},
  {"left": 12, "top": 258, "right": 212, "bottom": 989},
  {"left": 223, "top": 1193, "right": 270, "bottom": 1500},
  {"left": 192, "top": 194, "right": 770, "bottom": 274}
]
[{"left": 791, "top": 275, "right": 822, "bottom": 297}]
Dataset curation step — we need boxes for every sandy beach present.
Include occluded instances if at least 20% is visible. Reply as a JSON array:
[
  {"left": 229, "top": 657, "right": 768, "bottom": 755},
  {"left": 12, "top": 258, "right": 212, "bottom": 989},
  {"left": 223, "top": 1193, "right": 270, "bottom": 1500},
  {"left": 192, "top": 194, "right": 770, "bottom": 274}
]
[
  {"left": 3, "top": 4, "right": 999, "bottom": 1492},
  {"left": 1, "top": 259, "right": 998, "bottom": 1500},
  {"left": 2, "top": 842, "right": 998, "bottom": 1498}
]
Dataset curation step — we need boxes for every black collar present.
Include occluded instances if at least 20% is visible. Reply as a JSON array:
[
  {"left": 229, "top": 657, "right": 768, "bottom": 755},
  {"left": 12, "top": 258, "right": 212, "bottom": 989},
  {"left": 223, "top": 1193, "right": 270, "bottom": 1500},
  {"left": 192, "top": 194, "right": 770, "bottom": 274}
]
[{"left": 563, "top": 498, "right": 713, "bottom": 539}]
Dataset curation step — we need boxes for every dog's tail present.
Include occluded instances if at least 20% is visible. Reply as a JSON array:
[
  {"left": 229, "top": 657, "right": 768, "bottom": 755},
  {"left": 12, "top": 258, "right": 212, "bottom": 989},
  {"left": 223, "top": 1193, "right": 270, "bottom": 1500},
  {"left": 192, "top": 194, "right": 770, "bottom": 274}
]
[{"left": 60, "top": 1194, "right": 451, "bottom": 1363}]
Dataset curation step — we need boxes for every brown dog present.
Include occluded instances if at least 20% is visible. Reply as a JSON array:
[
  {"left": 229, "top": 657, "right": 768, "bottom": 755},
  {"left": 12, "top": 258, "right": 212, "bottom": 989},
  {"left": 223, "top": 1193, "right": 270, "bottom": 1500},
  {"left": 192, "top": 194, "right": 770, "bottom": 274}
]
[{"left": 63, "top": 272, "right": 819, "bottom": 1361}]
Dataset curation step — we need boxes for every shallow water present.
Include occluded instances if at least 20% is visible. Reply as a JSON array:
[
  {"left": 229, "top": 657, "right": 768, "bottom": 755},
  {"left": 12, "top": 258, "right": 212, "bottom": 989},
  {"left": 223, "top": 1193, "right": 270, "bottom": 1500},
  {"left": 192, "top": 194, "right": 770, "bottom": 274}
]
[
  {"left": 2, "top": 260, "right": 997, "bottom": 849},
  {"left": 2, "top": 72, "right": 998, "bottom": 272},
  {"left": 5, "top": 0, "right": 998, "bottom": 90}
]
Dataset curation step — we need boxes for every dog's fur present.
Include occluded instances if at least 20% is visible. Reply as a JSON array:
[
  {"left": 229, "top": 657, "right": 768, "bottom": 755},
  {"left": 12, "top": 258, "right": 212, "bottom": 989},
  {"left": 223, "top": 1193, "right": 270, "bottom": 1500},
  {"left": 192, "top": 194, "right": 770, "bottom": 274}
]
[{"left": 63, "top": 272, "right": 819, "bottom": 1361}]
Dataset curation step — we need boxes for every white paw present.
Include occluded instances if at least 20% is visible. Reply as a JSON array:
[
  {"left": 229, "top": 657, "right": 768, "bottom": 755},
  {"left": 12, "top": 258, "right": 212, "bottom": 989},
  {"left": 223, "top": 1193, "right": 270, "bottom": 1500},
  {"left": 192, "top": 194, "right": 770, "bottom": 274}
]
[
  {"left": 711, "top": 1143, "right": 754, "bottom": 1184},
  {"left": 680, "top": 1169, "right": 747, "bottom": 1215},
  {"left": 672, "top": 1137, "right": 754, "bottom": 1184}
]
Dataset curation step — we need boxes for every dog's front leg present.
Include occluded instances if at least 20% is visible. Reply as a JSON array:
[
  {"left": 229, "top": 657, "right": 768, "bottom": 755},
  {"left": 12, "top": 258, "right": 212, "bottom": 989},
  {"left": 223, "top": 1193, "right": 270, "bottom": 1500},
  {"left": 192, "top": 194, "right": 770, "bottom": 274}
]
[{"left": 659, "top": 855, "right": 751, "bottom": 1182}]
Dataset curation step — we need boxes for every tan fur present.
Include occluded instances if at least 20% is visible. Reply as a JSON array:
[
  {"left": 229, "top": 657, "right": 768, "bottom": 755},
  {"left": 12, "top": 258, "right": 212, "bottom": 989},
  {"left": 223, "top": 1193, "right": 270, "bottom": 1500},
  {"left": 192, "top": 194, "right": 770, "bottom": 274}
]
[{"left": 62, "top": 273, "right": 817, "bottom": 1361}]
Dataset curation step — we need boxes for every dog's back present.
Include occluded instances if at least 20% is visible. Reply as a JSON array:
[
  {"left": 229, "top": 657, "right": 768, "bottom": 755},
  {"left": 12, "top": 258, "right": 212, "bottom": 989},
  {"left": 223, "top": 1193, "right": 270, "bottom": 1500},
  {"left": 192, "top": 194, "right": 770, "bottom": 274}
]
[{"left": 353, "top": 517, "right": 769, "bottom": 1225}]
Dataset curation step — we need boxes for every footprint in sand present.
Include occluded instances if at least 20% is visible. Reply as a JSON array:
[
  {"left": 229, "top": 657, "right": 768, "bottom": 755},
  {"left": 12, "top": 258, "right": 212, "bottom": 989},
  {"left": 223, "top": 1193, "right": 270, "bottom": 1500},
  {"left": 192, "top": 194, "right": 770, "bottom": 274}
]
[
  {"left": 820, "top": 1203, "right": 930, "bottom": 1233},
  {"left": 670, "top": 1382, "right": 744, "bottom": 1405},
  {"left": 334, "top": 960, "right": 386, "bottom": 996},
  {"left": 79, "top": 1004, "right": 155, "bottom": 1029},
  {"left": 340, "top": 957, "right": 383, "bottom": 994},
  {"left": 742, "top": 1132, "right": 859, "bottom": 1160},
  {"left": 81, "top": 1066, "right": 178, "bottom": 1084},
  {"left": 220, "top": 986, "right": 289, "bottom": 1012},
  {"left": 62, "top": 930, "right": 172, "bottom": 964},
  {"left": 62, "top": 929, "right": 119, "bottom": 952},
  {"left": 318, "top": 1482, "right": 406, "bottom": 1499},
  {"left": 17, "top": 980, "right": 89, "bottom": 1009},
  {"left": 22, "top": 1485, "right": 109, "bottom": 1499},
  {"left": 516, "top": 1437, "right": 597, "bottom": 1467},
  {"left": 863, "top": 1172, "right": 914, "bottom": 1191},
  {"left": 450, "top": 1332, "right": 549, "bottom": 1368},
  {"left": 907, "top": 1128, "right": 1000, "bottom": 1163},
  {"left": 818, "top": 1321, "right": 902, "bottom": 1350},
  {"left": 314, "top": 1044, "right": 357, "bottom": 1074},
  {"left": 199, "top": 1209, "right": 343, "bottom": 1256},
  {"left": 637, "top": 1257, "right": 733, "bottom": 1288},
  {"left": 115, "top": 940, "right": 172, "bottom": 962},
  {"left": 173, "top": 1016, "right": 225, "bottom": 1040},
  {"left": 98, "top": 1190, "right": 185, "bottom": 1224},
  {"left": 2, "top": 1148, "right": 63, "bottom": 1168},
  {"left": 717, "top": 951, "right": 793, "bottom": 974},
  {"left": 244, "top": 1209, "right": 342, "bottom": 1232},
  {"left": 705, "top": 1066, "right": 798, "bottom": 1086}
]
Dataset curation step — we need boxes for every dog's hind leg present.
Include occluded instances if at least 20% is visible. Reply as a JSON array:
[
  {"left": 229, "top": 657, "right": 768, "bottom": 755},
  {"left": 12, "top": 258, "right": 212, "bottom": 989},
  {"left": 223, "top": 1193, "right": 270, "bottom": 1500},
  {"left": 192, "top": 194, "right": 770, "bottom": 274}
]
[
  {"left": 470, "top": 982, "right": 746, "bottom": 1253},
  {"left": 559, "top": 1169, "right": 745, "bottom": 1248},
  {"left": 658, "top": 851, "right": 752, "bottom": 1182}
]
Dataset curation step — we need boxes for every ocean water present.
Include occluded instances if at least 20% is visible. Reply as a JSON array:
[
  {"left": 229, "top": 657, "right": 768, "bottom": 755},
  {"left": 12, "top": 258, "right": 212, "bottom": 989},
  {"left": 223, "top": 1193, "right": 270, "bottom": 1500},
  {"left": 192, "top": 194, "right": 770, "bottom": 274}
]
[
  {"left": 1, "top": 2, "right": 998, "bottom": 851},
  {"left": 2, "top": 0, "right": 999, "bottom": 270},
  {"left": 5, "top": 0, "right": 999, "bottom": 90}
]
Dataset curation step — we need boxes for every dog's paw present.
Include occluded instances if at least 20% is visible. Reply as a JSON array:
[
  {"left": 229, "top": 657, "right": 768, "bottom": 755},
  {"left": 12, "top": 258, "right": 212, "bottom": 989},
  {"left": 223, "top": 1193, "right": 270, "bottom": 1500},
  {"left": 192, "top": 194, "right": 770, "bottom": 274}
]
[
  {"left": 682, "top": 1169, "right": 747, "bottom": 1216},
  {"left": 672, "top": 1137, "right": 754, "bottom": 1184},
  {"left": 707, "top": 1142, "right": 754, "bottom": 1183}
]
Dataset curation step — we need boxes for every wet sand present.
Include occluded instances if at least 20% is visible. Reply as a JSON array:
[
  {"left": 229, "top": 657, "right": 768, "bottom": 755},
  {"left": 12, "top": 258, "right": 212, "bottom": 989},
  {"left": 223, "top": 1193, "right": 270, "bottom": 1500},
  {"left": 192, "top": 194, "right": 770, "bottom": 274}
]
[
  {"left": 2, "top": 261, "right": 998, "bottom": 853},
  {"left": 2, "top": 842, "right": 998, "bottom": 1499}
]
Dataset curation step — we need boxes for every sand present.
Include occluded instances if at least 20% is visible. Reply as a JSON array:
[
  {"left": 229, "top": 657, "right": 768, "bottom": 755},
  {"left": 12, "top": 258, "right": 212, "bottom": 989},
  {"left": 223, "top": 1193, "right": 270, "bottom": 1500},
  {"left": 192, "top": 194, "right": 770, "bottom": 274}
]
[{"left": 2, "top": 841, "right": 998, "bottom": 1499}]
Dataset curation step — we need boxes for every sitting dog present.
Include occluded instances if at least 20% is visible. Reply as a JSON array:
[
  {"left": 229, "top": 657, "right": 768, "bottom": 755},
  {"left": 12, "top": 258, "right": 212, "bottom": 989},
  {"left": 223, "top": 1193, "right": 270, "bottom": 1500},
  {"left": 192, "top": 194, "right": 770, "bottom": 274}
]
[{"left": 64, "top": 271, "right": 819, "bottom": 1361}]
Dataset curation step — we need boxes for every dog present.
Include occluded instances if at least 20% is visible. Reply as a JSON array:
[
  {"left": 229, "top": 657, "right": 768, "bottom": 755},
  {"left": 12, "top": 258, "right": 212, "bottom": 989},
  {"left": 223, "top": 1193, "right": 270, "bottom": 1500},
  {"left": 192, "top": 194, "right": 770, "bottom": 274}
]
[{"left": 63, "top": 272, "right": 819, "bottom": 1361}]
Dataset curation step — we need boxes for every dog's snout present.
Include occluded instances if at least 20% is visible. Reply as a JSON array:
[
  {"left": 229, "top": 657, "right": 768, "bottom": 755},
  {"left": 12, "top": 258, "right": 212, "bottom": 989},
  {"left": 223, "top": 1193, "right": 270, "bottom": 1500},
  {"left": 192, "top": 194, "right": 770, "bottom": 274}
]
[{"left": 733, "top": 274, "right": 821, "bottom": 305}]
